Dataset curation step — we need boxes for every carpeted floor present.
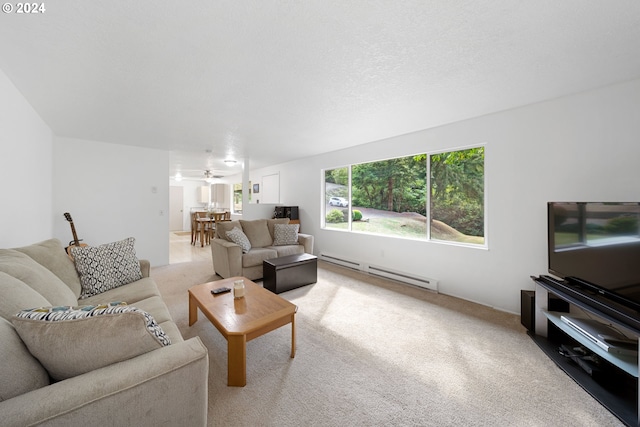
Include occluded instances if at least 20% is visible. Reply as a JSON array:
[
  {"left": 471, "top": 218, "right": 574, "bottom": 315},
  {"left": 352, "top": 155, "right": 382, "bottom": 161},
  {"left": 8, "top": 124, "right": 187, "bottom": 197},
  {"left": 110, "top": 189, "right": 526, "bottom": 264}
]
[{"left": 151, "top": 260, "right": 624, "bottom": 426}]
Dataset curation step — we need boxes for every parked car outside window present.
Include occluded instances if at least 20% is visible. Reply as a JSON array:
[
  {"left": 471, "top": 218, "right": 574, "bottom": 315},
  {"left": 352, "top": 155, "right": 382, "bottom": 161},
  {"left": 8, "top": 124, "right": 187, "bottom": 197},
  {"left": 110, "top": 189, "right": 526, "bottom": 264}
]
[{"left": 329, "top": 197, "right": 349, "bottom": 207}]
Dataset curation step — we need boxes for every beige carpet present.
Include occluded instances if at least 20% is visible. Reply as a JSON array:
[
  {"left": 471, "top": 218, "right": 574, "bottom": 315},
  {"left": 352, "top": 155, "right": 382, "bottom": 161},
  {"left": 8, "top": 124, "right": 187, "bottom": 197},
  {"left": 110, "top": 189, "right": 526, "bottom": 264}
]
[{"left": 151, "top": 261, "right": 624, "bottom": 427}]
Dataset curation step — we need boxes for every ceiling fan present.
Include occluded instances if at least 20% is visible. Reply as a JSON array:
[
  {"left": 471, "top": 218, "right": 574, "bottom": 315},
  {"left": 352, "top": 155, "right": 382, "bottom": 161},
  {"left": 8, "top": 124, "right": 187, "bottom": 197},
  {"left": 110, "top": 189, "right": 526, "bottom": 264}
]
[
  {"left": 203, "top": 170, "right": 222, "bottom": 184},
  {"left": 174, "top": 169, "right": 223, "bottom": 182}
]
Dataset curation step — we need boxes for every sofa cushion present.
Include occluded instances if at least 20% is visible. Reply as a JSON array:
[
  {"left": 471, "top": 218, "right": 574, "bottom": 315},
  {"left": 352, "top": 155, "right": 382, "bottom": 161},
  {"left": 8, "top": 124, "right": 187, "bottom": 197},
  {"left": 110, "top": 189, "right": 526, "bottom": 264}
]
[
  {"left": 0, "top": 249, "right": 78, "bottom": 307},
  {"left": 242, "top": 247, "right": 278, "bottom": 268},
  {"left": 0, "top": 317, "right": 50, "bottom": 401},
  {"left": 80, "top": 277, "right": 160, "bottom": 306},
  {"left": 12, "top": 302, "right": 171, "bottom": 381},
  {"left": 215, "top": 220, "right": 242, "bottom": 241},
  {"left": 240, "top": 219, "right": 272, "bottom": 248},
  {"left": 273, "top": 223, "right": 300, "bottom": 246},
  {"left": 13, "top": 238, "right": 83, "bottom": 299},
  {"left": 71, "top": 237, "right": 143, "bottom": 299},
  {"left": 226, "top": 227, "right": 252, "bottom": 253},
  {"left": 0, "top": 272, "right": 51, "bottom": 321},
  {"left": 267, "top": 218, "right": 290, "bottom": 239}
]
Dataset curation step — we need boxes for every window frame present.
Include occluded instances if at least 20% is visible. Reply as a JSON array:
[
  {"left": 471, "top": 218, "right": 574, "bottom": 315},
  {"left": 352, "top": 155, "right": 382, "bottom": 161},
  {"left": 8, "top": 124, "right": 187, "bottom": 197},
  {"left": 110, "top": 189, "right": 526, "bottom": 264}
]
[{"left": 321, "top": 144, "right": 487, "bottom": 249}]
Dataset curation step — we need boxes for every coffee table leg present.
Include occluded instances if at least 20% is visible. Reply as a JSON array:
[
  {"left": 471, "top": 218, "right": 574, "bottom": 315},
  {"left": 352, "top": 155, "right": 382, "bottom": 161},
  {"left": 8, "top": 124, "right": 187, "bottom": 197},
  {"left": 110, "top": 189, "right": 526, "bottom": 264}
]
[
  {"left": 188, "top": 292, "right": 198, "bottom": 326},
  {"left": 227, "top": 334, "right": 247, "bottom": 387},
  {"left": 290, "top": 313, "right": 296, "bottom": 358}
]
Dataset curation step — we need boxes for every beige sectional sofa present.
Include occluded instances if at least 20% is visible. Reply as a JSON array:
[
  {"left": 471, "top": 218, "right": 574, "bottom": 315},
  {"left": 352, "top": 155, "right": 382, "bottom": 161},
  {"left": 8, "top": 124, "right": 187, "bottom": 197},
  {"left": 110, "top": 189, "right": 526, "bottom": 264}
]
[
  {"left": 211, "top": 218, "right": 314, "bottom": 280},
  {"left": 0, "top": 238, "right": 208, "bottom": 427}
]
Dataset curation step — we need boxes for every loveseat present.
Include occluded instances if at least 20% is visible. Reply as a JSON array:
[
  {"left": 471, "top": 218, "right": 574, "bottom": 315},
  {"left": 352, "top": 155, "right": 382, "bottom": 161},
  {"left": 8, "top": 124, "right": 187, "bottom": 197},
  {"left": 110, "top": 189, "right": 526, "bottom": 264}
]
[
  {"left": 211, "top": 218, "right": 314, "bottom": 280},
  {"left": 0, "top": 238, "right": 209, "bottom": 427}
]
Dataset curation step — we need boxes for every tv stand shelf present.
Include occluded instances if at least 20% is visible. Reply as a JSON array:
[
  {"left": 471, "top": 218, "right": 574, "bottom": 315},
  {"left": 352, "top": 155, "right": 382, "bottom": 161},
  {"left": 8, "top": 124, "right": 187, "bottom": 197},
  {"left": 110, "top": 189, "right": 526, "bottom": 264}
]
[
  {"left": 532, "top": 279, "right": 639, "bottom": 427},
  {"left": 544, "top": 311, "right": 638, "bottom": 377}
]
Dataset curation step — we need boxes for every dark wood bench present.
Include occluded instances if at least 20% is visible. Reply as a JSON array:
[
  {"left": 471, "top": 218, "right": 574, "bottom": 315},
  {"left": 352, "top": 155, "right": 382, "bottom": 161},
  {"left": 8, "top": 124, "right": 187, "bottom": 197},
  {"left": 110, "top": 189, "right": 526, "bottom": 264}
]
[{"left": 263, "top": 253, "right": 317, "bottom": 294}]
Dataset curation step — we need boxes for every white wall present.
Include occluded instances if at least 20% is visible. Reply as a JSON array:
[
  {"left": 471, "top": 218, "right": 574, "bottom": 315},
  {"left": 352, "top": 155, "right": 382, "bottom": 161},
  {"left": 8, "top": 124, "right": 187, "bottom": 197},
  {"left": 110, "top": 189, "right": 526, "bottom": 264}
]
[
  {"left": 0, "top": 69, "right": 54, "bottom": 246},
  {"left": 252, "top": 78, "right": 640, "bottom": 314},
  {"left": 52, "top": 137, "right": 170, "bottom": 266}
]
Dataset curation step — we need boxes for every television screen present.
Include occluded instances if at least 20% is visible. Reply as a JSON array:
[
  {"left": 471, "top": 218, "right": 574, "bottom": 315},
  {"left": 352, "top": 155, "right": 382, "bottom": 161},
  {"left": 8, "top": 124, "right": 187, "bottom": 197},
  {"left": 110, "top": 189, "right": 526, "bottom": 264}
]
[{"left": 548, "top": 202, "right": 640, "bottom": 312}]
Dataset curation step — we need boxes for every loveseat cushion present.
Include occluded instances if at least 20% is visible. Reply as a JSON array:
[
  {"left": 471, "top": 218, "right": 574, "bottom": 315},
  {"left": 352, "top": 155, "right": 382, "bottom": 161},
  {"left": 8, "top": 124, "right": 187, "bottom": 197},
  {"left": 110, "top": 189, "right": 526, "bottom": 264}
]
[
  {"left": 0, "top": 272, "right": 51, "bottom": 321},
  {"left": 215, "top": 220, "right": 242, "bottom": 241},
  {"left": 0, "top": 249, "right": 78, "bottom": 307},
  {"left": 12, "top": 302, "right": 171, "bottom": 381},
  {"left": 240, "top": 219, "right": 272, "bottom": 248},
  {"left": 267, "top": 218, "right": 290, "bottom": 239},
  {"left": 271, "top": 244, "right": 305, "bottom": 258},
  {"left": 13, "top": 238, "right": 83, "bottom": 299},
  {"left": 0, "top": 317, "right": 50, "bottom": 401},
  {"left": 71, "top": 237, "right": 143, "bottom": 299},
  {"left": 242, "top": 247, "right": 278, "bottom": 268}
]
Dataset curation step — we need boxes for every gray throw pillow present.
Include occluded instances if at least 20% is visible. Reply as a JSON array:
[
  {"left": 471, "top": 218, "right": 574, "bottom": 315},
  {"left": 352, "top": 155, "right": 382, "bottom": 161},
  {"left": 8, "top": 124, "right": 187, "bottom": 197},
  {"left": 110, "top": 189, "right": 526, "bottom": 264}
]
[
  {"left": 226, "top": 227, "right": 252, "bottom": 253},
  {"left": 273, "top": 223, "right": 300, "bottom": 246},
  {"left": 71, "top": 237, "right": 143, "bottom": 299},
  {"left": 12, "top": 302, "right": 170, "bottom": 381}
]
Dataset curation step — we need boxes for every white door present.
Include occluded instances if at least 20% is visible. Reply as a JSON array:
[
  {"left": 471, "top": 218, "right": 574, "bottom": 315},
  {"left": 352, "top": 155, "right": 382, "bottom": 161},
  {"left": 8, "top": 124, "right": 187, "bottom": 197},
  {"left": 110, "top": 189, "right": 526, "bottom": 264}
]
[{"left": 169, "top": 186, "right": 184, "bottom": 231}]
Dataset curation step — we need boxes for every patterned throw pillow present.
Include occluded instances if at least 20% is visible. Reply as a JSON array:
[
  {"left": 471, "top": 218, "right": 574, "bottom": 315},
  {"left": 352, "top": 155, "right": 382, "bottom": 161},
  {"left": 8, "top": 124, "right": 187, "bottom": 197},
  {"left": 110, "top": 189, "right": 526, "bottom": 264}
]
[
  {"left": 273, "top": 223, "right": 300, "bottom": 246},
  {"left": 226, "top": 227, "right": 252, "bottom": 253},
  {"left": 12, "top": 302, "right": 170, "bottom": 381},
  {"left": 71, "top": 237, "right": 143, "bottom": 299}
]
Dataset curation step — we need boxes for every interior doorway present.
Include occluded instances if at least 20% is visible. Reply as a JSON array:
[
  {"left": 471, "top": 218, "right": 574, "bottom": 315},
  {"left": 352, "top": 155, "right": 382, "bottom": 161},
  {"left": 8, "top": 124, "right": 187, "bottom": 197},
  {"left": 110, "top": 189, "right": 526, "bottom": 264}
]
[{"left": 169, "top": 186, "right": 184, "bottom": 231}]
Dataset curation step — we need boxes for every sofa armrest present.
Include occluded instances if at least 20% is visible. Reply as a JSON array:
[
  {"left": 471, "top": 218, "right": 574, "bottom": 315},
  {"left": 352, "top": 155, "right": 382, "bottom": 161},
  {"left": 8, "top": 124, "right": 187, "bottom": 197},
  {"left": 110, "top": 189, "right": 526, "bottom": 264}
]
[
  {"left": 210, "top": 238, "right": 243, "bottom": 279},
  {"left": 298, "top": 233, "right": 314, "bottom": 254},
  {"left": 0, "top": 337, "right": 209, "bottom": 427},
  {"left": 139, "top": 259, "right": 150, "bottom": 278}
]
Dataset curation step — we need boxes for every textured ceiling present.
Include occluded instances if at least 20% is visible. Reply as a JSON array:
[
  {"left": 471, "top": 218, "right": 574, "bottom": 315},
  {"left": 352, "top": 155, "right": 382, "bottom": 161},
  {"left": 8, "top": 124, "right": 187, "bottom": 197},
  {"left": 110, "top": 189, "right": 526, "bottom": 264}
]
[{"left": 1, "top": 1, "right": 640, "bottom": 180}]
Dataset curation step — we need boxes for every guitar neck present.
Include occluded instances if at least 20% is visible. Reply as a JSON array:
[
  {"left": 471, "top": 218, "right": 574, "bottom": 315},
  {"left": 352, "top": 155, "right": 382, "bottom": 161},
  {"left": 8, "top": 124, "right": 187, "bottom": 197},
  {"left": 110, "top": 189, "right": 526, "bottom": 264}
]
[
  {"left": 69, "top": 222, "right": 80, "bottom": 246},
  {"left": 64, "top": 213, "right": 82, "bottom": 246}
]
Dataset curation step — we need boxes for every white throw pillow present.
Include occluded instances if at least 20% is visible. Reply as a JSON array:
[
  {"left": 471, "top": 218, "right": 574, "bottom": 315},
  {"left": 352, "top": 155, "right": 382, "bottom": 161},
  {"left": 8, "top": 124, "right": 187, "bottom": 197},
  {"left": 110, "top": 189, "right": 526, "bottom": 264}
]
[
  {"left": 71, "top": 237, "right": 143, "bottom": 299},
  {"left": 226, "top": 227, "right": 252, "bottom": 253},
  {"left": 273, "top": 223, "right": 300, "bottom": 246}
]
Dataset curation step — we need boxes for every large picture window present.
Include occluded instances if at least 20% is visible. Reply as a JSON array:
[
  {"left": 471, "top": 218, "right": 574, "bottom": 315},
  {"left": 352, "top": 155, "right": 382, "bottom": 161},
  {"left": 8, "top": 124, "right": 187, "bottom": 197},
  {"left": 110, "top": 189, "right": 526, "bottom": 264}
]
[{"left": 322, "top": 146, "right": 485, "bottom": 246}]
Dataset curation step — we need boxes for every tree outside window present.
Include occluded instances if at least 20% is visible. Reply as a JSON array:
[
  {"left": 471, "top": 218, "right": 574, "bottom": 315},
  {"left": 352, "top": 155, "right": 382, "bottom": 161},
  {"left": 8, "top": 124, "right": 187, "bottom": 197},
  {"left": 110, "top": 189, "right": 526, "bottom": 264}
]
[{"left": 429, "top": 147, "right": 485, "bottom": 245}]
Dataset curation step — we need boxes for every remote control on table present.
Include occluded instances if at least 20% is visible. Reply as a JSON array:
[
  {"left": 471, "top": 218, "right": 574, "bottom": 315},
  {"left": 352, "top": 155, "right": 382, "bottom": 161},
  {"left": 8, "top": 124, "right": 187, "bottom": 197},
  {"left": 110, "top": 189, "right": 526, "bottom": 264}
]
[{"left": 211, "top": 287, "right": 231, "bottom": 295}]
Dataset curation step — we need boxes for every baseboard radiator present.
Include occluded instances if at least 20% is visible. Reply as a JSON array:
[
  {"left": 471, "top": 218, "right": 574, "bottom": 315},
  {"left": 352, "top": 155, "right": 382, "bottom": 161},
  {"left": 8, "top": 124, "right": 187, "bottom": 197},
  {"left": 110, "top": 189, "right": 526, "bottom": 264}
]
[{"left": 319, "top": 253, "right": 438, "bottom": 292}]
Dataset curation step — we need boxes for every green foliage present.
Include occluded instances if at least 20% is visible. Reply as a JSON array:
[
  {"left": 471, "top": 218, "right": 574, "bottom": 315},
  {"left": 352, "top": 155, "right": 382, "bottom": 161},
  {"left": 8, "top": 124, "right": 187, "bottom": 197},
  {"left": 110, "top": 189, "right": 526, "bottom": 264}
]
[
  {"left": 429, "top": 147, "right": 484, "bottom": 237},
  {"left": 431, "top": 199, "right": 484, "bottom": 237},
  {"left": 351, "top": 155, "right": 426, "bottom": 215},
  {"left": 332, "top": 168, "right": 348, "bottom": 186},
  {"left": 604, "top": 216, "right": 638, "bottom": 234},
  {"left": 326, "top": 209, "right": 346, "bottom": 223},
  {"left": 352, "top": 210, "right": 362, "bottom": 221}
]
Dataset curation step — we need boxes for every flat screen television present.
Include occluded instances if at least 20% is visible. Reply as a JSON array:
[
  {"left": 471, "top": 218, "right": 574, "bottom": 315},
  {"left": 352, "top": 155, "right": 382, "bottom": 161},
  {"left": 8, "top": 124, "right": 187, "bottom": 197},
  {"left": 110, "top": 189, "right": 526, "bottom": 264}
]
[{"left": 547, "top": 202, "right": 640, "bottom": 330}]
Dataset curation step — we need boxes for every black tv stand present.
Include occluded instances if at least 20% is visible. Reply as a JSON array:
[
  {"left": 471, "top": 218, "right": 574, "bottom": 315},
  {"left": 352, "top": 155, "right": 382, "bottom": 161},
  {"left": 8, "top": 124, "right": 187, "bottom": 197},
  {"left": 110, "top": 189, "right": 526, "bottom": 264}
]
[{"left": 531, "top": 277, "right": 639, "bottom": 426}]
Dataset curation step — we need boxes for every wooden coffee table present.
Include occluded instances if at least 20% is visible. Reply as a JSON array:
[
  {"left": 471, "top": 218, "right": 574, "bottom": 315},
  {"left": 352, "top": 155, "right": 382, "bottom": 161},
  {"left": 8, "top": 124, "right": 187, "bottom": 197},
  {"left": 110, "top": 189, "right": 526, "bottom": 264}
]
[{"left": 188, "top": 276, "right": 297, "bottom": 387}]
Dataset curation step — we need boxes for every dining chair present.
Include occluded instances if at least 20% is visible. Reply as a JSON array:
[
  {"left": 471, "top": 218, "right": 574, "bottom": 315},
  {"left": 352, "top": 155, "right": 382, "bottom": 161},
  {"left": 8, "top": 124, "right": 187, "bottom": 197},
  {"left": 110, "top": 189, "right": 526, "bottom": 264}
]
[
  {"left": 211, "top": 212, "right": 227, "bottom": 239},
  {"left": 195, "top": 211, "right": 212, "bottom": 246},
  {"left": 190, "top": 212, "right": 198, "bottom": 245}
]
